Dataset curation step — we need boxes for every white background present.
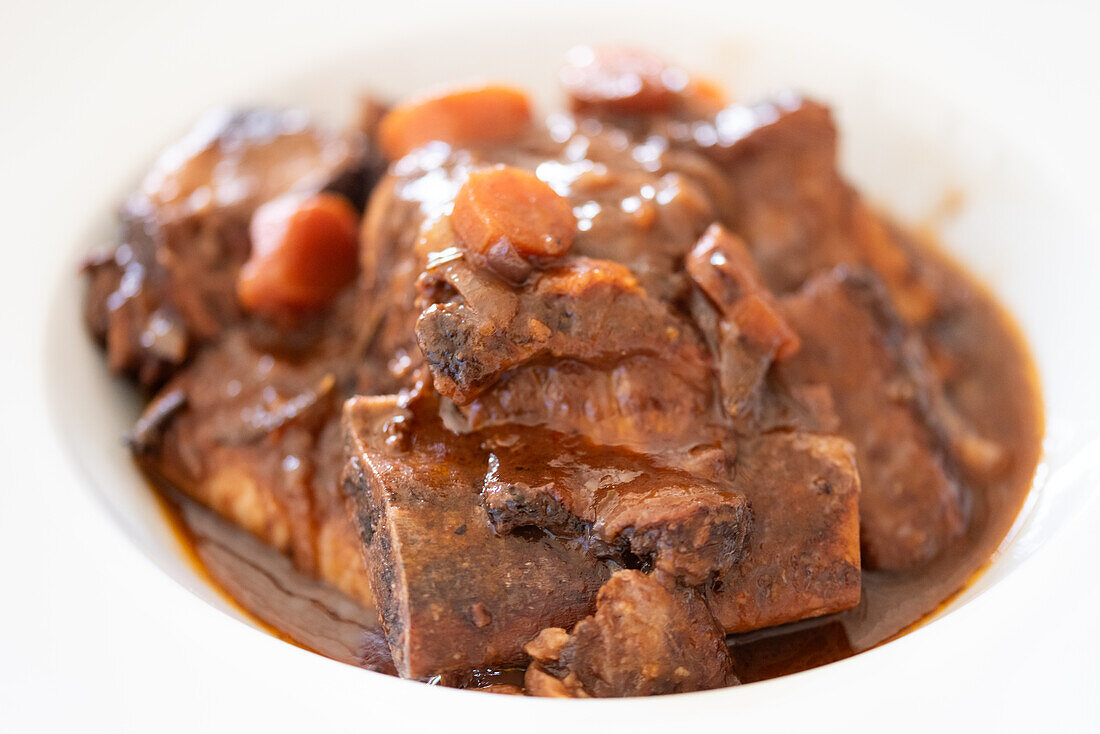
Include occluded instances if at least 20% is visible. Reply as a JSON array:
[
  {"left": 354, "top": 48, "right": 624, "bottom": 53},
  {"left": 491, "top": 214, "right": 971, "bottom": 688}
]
[{"left": 1, "top": 0, "right": 1098, "bottom": 731}]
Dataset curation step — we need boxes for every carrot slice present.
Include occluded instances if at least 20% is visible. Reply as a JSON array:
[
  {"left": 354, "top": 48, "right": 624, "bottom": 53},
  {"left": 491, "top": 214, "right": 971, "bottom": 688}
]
[
  {"left": 237, "top": 192, "right": 359, "bottom": 316},
  {"left": 378, "top": 84, "right": 532, "bottom": 160},
  {"left": 451, "top": 166, "right": 576, "bottom": 282}
]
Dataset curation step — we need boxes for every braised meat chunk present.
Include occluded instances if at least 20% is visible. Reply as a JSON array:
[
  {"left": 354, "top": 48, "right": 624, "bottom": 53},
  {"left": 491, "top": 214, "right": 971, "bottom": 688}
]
[
  {"left": 83, "top": 108, "right": 376, "bottom": 387},
  {"left": 459, "top": 355, "right": 721, "bottom": 457},
  {"left": 525, "top": 570, "right": 737, "bottom": 698},
  {"left": 87, "top": 104, "right": 392, "bottom": 604},
  {"left": 483, "top": 434, "right": 750, "bottom": 585},
  {"left": 656, "top": 90, "right": 944, "bottom": 317},
  {"left": 709, "top": 432, "right": 862, "bottom": 632},
  {"left": 416, "top": 255, "right": 710, "bottom": 405},
  {"left": 129, "top": 316, "right": 374, "bottom": 605},
  {"left": 777, "top": 267, "right": 968, "bottom": 570},
  {"left": 342, "top": 395, "right": 610, "bottom": 679},
  {"left": 646, "top": 92, "right": 855, "bottom": 295},
  {"left": 419, "top": 254, "right": 722, "bottom": 455}
]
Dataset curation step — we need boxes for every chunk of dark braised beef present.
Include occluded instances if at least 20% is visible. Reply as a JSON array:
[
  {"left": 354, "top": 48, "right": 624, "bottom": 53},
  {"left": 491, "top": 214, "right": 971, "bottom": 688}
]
[
  {"left": 676, "top": 94, "right": 837, "bottom": 165},
  {"left": 458, "top": 355, "right": 722, "bottom": 458},
  {"left": 525, "top": 570, "right": 737, "bottom": 697},
  {"left": 661, "top": 93, "right": 955, "bottom": 325},
  {"left": 129, "top": 319, "right": 374, "bottom": 606},
  {"left": 707, "top": 432, "right": 862, "bottom": 632},
  {"left": 647, "top": 93, "right": 857, "bottom": 295},
  {"left": 418, "top": 252, "right": 724, "bottom": 456},
  {"left": 342, "top": 395, "right": 610, "bottom": 679},
  {"left": 776, "top": 266, "right": 975, "bottom": 570},
  {"left": 82, "top": 203, "right": 245, "bottom": 387},
  {"left": 415, "top": 255, "right": 711, "bottom": 404},
  {"left": 82, "top": 108, "right": 371, "bottom": 387},
  {"left": 355, "top": 99, "right": 724, "bottom": 402},
  {"left": 482, "top": 433, "right": 750, "bottom": 586}
]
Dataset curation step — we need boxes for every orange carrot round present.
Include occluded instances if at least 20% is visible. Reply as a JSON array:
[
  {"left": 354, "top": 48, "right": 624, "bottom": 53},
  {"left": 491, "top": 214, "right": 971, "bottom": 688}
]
[
  {"left": 237, "top": 192, "right": 359, "bottom": 317},
  {"left": 378, "top": 84, "right": 532, "bottom": 160},
  {"left": 452, "top": 166, "right": 576, "bottom": 282}
]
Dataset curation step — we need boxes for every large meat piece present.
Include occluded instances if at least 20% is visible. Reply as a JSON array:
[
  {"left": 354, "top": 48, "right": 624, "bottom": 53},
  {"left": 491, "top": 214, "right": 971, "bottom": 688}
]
[
  {"left": 525, "top": 570, "right": 737, "bottom": 698},
  {"left": 641, "top": 93, "right": 854, "bottom": 295},
  {"left": 707, "top": 432, "right": 862, "bottom": 632},
  {"left": 417, "top": 253, "right": 722, "bottom": 455},
  {"left": 458, "top": 356, "right": 721, "bottom": 457},
  {"left": 482, "top": 433, "right": 750, "bottom": 585},
  {"left": 129, "top": 304, "right": 374, "bottom": 605},
  {"left": 83, "top": 108, "right": 377, "bottom": 387},
  {"left": 342, "top": 395, "right": 610, "bottom": 679},
  {"left": 776, "top": 267, "right": 967, "bottom": 570},
  {"left": 653, "top": 92, "right": 943, "bottom": 324},
  {"left": 416, "top": 255, "right": 710, "bottom": 404}
]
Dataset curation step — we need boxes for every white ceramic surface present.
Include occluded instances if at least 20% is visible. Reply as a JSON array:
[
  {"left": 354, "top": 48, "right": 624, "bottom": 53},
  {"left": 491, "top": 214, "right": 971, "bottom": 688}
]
[{"left": 4, "top": 1, "right": 1099, "bottom": 732}]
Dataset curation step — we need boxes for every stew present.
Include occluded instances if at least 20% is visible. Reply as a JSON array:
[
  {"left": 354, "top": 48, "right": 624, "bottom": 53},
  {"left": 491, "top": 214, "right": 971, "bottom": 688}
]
[{"left": 82, "top": 47, "right": 1042, "bottom": 697}]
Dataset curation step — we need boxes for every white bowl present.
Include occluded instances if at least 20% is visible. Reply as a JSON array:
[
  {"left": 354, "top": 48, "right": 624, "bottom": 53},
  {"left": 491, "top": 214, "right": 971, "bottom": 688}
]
[{"left": 15, "top": 1, "right": 1100, "bottom": 731}]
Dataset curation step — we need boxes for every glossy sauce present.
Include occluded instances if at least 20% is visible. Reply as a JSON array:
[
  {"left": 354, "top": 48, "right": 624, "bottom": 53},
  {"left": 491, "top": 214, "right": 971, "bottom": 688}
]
[{"left": 154, "top": 227, "right": 1043, "bottom": 688}]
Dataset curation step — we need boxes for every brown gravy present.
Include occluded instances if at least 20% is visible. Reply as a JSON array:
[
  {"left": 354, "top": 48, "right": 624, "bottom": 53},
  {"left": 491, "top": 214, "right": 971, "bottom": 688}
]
[{"left": 152, "top": 231, "right": 1043, "bottom": 688}]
